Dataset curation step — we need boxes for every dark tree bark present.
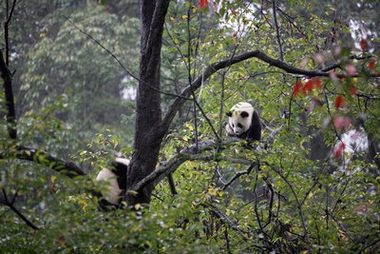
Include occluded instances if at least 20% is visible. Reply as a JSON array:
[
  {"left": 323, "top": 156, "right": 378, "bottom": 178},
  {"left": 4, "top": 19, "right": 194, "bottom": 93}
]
[
  {"left": 126, "top": 0, "right": 170, "bottom": 205},
  {"left": 0, "top": 50, "right": 17, "bottom": 139}
]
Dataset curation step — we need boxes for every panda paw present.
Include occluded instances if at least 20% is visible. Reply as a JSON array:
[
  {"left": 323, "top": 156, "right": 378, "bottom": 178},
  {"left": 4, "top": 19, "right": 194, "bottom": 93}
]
[{"left": 225, "top": 124, "right": 235, "bottom": 136}]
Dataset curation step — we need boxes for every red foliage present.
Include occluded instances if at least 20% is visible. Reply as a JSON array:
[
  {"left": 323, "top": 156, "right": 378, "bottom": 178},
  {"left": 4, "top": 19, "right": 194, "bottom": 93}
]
[
  {"left": 349, "top": 85, "right": 358, "bottom": 95},
  {"left": 293, "top": 78, "right": 323, "bottom": 96},
  {"left": 368, "top": 59, "right": 376, "bottom": 70},
  {"left": 302, "top": 80, "right": 314, "bottom": 94},
  {"left": 335, "top": 95, "right": 347, "bottom": 109},
  {"left": 199, "top": 0, "right": 208, "bottom": 9},
  {"left": 313, "top": 77, "right": 323, "bottom": 89},
  {"left": 333, "top": 116, "right": 351, "bottom": 129},
  {"left": 292, "top": 80, "right": 303, "bottom": 96},
  {"left": 334, "top": 141, "right": 345, "bottom": 159},
  {"left": 304, "top": 78, "right": 323, "bottom": 93},
  {"left": 359, "top": 38, "right": 368, "bottom": 52}
]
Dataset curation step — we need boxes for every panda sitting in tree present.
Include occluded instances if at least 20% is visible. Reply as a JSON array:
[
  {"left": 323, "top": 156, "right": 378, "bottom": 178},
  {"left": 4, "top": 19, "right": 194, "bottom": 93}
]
[
  {"left": 95, "top": 157, "right": 129, "bottom": 209},
  {"left": 95, "top": 101, "right": 262, "bottom": 209},
  {"left": 225, "top": 102, "right": 262, "bottom": 142}
]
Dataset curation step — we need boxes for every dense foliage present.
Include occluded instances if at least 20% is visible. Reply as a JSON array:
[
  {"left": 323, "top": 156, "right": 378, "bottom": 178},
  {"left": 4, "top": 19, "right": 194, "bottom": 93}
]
[{"left": 0, "top": 0, "right": 379, "bottom": 253}]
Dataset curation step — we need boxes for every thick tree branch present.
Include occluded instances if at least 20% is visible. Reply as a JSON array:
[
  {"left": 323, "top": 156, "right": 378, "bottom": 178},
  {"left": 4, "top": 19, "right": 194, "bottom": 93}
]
[
  {"left": 131, "top": 139, "right": 253, "bottom": 192},
  {"left": 0, "top": 146, "right": 85, "bottom": 177},
  {"left": 145, "top": 0, "right": 171, "bottom": 52},
  {"left": 133, "top": 124, "right": 283, "bottom": 192}
]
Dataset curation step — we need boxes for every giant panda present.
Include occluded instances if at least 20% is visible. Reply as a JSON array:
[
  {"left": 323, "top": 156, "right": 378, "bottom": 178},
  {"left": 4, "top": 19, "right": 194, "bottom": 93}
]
[
  {"left": 331, "top": 128, "right": 369, "bottom": 171},
  {"left": 225, "top": 102, "right": 262, "bottom": 141},
  {"left": 95, "top": 157, "right": 129, "bottom": 209}
]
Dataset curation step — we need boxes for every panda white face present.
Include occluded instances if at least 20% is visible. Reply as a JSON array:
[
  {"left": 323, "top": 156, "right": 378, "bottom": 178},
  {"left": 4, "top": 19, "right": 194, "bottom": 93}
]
[{"left": 227, "top": 102, "right": 254, "bottom": 135}]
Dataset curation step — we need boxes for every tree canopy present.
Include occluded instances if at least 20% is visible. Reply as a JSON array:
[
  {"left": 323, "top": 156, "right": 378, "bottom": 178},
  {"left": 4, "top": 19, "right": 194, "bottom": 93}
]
[{"left": 0, "top": 0, "right": 379, "bottom": 253}]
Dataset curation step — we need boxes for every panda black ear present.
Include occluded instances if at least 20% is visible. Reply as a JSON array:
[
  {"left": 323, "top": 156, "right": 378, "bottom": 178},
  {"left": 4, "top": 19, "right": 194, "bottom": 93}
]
[
  {"left": 226, "top": 111, "right": 232, "bottom": 117},
  {"left": 240, "top": 111, "right": 249, "bottom": 118}
]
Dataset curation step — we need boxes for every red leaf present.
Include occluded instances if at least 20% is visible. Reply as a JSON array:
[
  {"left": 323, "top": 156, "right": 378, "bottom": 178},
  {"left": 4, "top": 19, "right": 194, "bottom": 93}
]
[
  {"left": 349, "top": 85, "right": 358, "bottom": 95},
  {"left": 292, "top": 80, "right": 303, "bottom": 96},
  {"left": 368, "top": 59, "right": 376, "bottom": 70},
  {"left": 303, "top": 80, "right": 314, "bottom": 94},
  {"left": 302, "top": 78, "right": 323, "bottom": 95},
  {"left": 313, "top": 77, "right": 323, "bottom": 89},
  {"left": 199, "top": 0, "right": 208, "bottom": 9},
  {"left": 333, "top": 116, "right": 351, "bottom": 129},
  {"left": 335, "top": 95, "right": 347, "bottom": 109},
  {"left": 359, "top": 38, "right": 368, "bottom": 52},
  {"left": 334, "top": 141, "right": 345, "bottom": 159}
]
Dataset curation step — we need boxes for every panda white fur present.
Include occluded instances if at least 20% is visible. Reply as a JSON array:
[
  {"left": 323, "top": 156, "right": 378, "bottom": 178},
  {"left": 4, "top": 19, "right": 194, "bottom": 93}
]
[
  {"left": 95, "top": 157, "right": 129, "bottom": 206},
  {"left": 331, "top": 128, "right": 369, "bottom": 171},
  {"left": 225, "top": 102, "right": 262, "bottom": 141}
]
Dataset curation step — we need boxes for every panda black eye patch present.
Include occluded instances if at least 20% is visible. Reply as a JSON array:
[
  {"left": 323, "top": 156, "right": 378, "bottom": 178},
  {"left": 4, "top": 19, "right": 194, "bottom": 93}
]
[
  {"left": 237, "top": 123, "right": 243, "bottom": 128},
  {"left": 240, "top": 111, "right": 249, "bottom": 118}
]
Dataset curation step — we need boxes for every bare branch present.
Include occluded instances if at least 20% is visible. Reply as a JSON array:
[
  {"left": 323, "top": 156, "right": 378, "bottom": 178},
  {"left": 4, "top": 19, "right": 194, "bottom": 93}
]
[
  {"left": 0, "top": 189, "right": 39, "bottom": 230},
  {"left": 222, "top": 163, "right": 256, "bottom": 190},
  {"left": 206, "top": 203, "right": 254, "bottom": 240},
  {"left": 272, "top": 0, "right": 284, "bottom": 61},
  {"left": 263, "top": 162, "right": 310, "bottom": 242}
]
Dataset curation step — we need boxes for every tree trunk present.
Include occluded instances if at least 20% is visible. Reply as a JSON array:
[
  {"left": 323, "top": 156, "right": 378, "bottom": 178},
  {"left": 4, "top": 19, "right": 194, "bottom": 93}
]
[{"left": 126, "top": 0, "right": 170, "bottom": 206}]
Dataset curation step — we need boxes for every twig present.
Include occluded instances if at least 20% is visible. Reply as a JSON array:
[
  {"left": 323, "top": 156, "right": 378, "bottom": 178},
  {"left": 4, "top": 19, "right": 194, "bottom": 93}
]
[
  {"left": 300, "top": 179, "right": 319, "bottom": 206},
  {"left": 224, "top": 225, "right": 232, "bottom": 254},
  {"left": 264, "top": 162, "right": 310, "bottom": 242},
  {"left": 272, "top": 0, "right": 284, "bottom": 61},
  {"left": 167, "top": 173, "right": 177, "bottom": 195},
  {"left": 0, "top": 189, "right": 39, "bottom": 230},
  {"left": 206, "top": 203, "right": 254, "bottom": 240},
  {"left": 186, "top": 2, "right": 199, "bottom": 150},
  {"left": 222, "top": 163, "right": 256, "bottom": 190},
  {"left": 63, "top": 15, "right": 190, "bottom": 101},
  {"left": 165, "top": 22, "right": 220, "bottom": 141},
  {"left": 264, "top": 180, "right": 274, "bottom": 226},
  {"left": 359, "top": 239, "right": 380, "bottom": 253}
]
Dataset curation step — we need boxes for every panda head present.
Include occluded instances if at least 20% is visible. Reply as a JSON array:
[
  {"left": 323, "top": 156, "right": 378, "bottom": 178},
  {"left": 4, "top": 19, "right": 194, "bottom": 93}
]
[{"left": 226, "top": 102, "right": 254, "bottom": 135}]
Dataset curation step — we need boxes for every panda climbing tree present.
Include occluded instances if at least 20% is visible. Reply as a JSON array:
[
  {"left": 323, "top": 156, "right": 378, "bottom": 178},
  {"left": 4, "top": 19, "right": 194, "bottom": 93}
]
[{"left": 95, "top": 157, "right": 130, "bottom": 209}]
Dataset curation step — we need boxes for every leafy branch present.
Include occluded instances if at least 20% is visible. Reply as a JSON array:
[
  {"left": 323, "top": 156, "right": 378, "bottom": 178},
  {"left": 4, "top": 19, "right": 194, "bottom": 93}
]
[{"left": 0, "top": 146, "right": 85, "bottom": 178}]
